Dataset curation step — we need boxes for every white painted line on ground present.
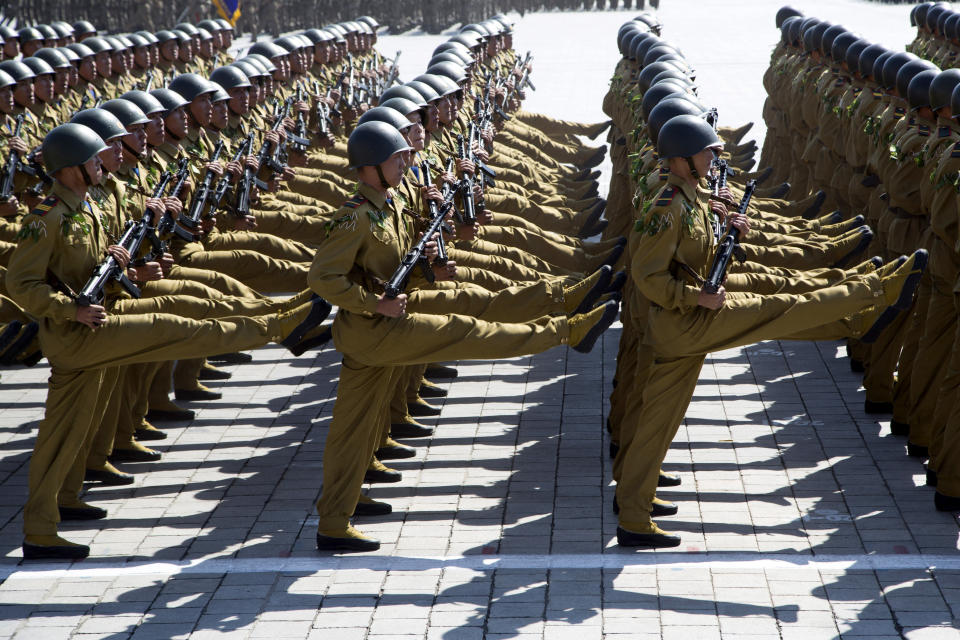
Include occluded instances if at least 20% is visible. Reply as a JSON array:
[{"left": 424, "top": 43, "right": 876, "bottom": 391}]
[{"left": 1, "top": 552, "right": 959, "bottom": 581}]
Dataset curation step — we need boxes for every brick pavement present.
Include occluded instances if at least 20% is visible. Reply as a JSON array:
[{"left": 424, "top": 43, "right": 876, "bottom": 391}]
[{"left": 2, "top": 329, "right": 960, "bottom": 639}]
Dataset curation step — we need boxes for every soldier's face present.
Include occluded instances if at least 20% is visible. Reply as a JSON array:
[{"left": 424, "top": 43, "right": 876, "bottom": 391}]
[
  {"left": 200, "top": 39, "right": 214, "bottom": 57},
  {"left": 124, "top": 124, "right": 147, "bottom": 156},
  {"left": 98, "top": 139, "right": 122, "bottom": 173},
  {"left": 146, "top": 113, "right": 165, "bottom": 146},
  {"left": 0, "top": 87, "right": 13, "bottom": 113},
  {"left": 54, "top": 69, "right": 69, "bottom": 94},
  {"left": 22, "top": 40, "right": 40, "bottom": 56},
  {"left": 134, "top": 46, "right": 149, "bottom": 68},
  {"left": 380, "top": 151, "right": 405, "bottom": 187},
  {"left": 13, "top": 79, "right": 33, "bottom": 107},
  {"left": 437, "top": 97, "right": 453, "bottom": 124},
  {"left": 83, "top": 155, "right": 102, "bottom": 184},
  {"left": 79, "top": 57, "right": 95, "bottom": 81},
  {"left": 95, "top": 52, "right": 111, "bottom": 77},
  {"left": 165, "top": 106, "right": 187, "bottom": 139},
  {"left": 228, "top": 87, "right": 249, "bottom": 115},
  {"left": 425, "top": 103, "right": 439, "bottom": 131},
  {"left": 68, "top": 66, "right": 78, "bottom": 86},
  {"left": 405, "top": 113, "right": 425, "bottom": 151},
  {"left": 112, "top": 52, "right": 127, "bottom": 74},
  {"left": 211, "top": 100, "right": 228, "bottom": 128},
  {"left": 222, "top": 32, "right": 232, "bottom": 48},
  {"left": 3, "top": 40, "right": 18, "bottom": 58},
  {"left": 160, "top": 42, "right": 177, "bottom": 62},
  {"left": 190, "top": 94, "right": 212, "bottom": 127}
]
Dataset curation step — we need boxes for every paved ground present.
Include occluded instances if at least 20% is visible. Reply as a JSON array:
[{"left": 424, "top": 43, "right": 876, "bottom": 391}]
[{"left": 4, "top": 2, "right": 960, "bottom": 639}]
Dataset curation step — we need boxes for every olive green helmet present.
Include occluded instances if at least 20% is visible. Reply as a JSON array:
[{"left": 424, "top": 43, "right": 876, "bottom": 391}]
[
  {"left": 42, "top": 123, "right": 108, "bottom": 175},
  {"left": 656, "top": 114, "right": 721, "bottom": 159},
  {"left": 357, "top": 106, "right": 413, "bottom": 132},
  {"left": 149, "top": 88, "right": 189, "bottom": 115},
  {"left": 33, "top": 47, "right": 72, "bottom": 70},
  {"left": 210, "top": 65, "right": 251, "bottom": 90},
  {"left": 169, "top": 73, "right": 216, "bottom": 101},
  {"left": 120, "top": 89, "right": 165, "bottom": 116},
  {"left": 347, "top": 121, "right": 412, "bottom": 169},
  {"left": 100, "top": 98, "right": 151, "bottom": 127},
  {"left": 70, "top": 108, "right": 127, "bottom": 142}
]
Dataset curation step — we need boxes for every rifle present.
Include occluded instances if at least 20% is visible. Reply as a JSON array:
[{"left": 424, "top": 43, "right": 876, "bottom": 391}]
[
  {"left": 70, "top": 94, "right": 91, "bottom": 118},
  {"left": 706, "top": 107, "right": 719, "bottom": 131},
  {"left": 456, "top": 134, "right": 477, "bottom": 226},
  {"left": 345, "top": 53, "right": 356, "bottom": 108},
  {"left": 234, "top": 100, "right": 291, "bottom": 218},
  {"left": 467, "top": 121, "right": 496, "bottom": 188},
  {"left": 143, "top": 73, "right": 154, "bottom": 93},
  {"left": 76, "top": 170, "right": 174, "bottom": 306},
  {"left": 382, "top": 50, "right": 401, "bottom": 91},
  {"left": 290, "top": 85, "right": 310, "bottom": 153},
  {"left": 703, "top": 179, "right": 756, "bottom": 294},
  {"left": 0, "top": 114, "right": 25, "bottom": 200},
  {"left": 181, "top": 139, "right": 224, "bottom": 230},
  {"left": 212, "top": 133, "right": 253, "bottom": 214},
  {"left": 149, "top": 158, "right": 194, "bottom": 256},
  {"left": 709, "top": 159, "right": 728, "bottom": 241},
  {"left": 384, "top": 167, "right": 457, "bottom": 298},
  {"left": 421, "top": 161, "right": 451, "bottom": 265}
]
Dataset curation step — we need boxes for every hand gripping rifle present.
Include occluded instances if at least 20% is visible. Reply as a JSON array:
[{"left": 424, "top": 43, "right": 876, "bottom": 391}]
[
  {"left": 467, "top": 121, "right": 496, "bottom": 188},
  {"left": 0, "top": 114, "right": 25, "bottom": 200},
  {"left": 708, "top": 159, "right": 728, "bottom": 241},
  {"left": 384, "top": 164, "right": 458, "bottom": 299},
  {"left": 456, "top": 134, "right": 477, "bottom": 226},
  {"left": 76, "top": 169, "right": 174, "bottom": 306},
  {"left": 181, "top": 139, "right": 224, "bottom": 231},
  {"left": 235, "top": 99, "right": 291, "bottom": 218},
  {"left": 703, "top": 179, "right": 756, "bottom": 295},
  {"left": 290, "top": 85, "right": 311, "bottom": 153},
  {"left": 213, "top": 133, "right": 253, "bottom": 216},
  {"left": 421, "top": 161, "right": 452, "bottom": 265},
  {"left": 146, "top": 157, "right": 194, "bottom": 258}
]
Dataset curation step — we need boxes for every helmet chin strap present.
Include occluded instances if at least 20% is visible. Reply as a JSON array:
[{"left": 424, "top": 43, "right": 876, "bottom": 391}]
[
  {"left": 81, "top": 162, "right": 95, "bottom": 186},
  {"left": 375, "top": 165, "right": 390, "bottom": 189},
  {"left": 122, "top": 140, "right": 143, "bottom": 160},
  {"left": 685, "top": 156, "right": 700, "bottom": 179}
]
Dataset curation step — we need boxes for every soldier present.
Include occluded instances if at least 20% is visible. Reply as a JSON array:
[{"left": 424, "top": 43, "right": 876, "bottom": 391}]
[
  {"left": 309, "top": 121, "right": 619, "bottom": 551},
  {"left": 7, "top": 122, "right": 329, "bottom": 559}
]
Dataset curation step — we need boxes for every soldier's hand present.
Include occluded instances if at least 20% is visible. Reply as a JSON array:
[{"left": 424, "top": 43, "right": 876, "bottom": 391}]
[
  {"left": 0, "top": 196, "right": 19, "bottom": 217},
  {"left": 456, "top": 158, "right": 475, "bottom": 176},
  {"left": 477, "top": 210, "right": 494, "bottom": 226},
  {"left": 265, "top": 130, "right": 281, "bottom": 147},
  {"left": 727, "top": 212, "right": 750, "bottom": 235},
  {"left": 225, "top": 160, "right": 242, "bottom": 176},
  {"left": 473, "top": 184, "right": 484, "bottom": 202},
  {"left": 718, "top": 186, "right": 734, "bottom": 202},
  {"left": 441, "top": 171, "right": 456, "bottom": 185},
  {"left": 145, "top": 197, "right": 164, "bottom": 217},
  {"left": 420, "top": 185, "right": 443, "bottom": 204},
  {"left": 318, "top": 132, "right": 335, "bottom": 148},
  {"left": 201, "top": 217, "right": 216, "bottom": 233},
  {"left": 295, "top": 100, "right": 309, "bottom": 114},
  {"left": 709, "top": 200, "right": 727, "bottom": 219},
  {"left": 159, "top": 252, "right": 175, "bottom": 275},
  {"left": 204, "top": 162, "right": 224, "bottom": 177},
  {"left": 8, "top": 137, "right": 28, "bottom": 154},
  {"left": 233, "top": 215, "right": 258, "bottom": 231},
  {"left": 376, "top": 292, "right": 407, "bottom": 318},
  {"left": 433, "top": 260, "right": 457, "bottom": 281},
  {"left": 698, "top": 285, "right": 726, "bottom": 310},
  {"left": 30, "top": 148, "right": 42, "bottom": 165},
  {"left": 243, "top": 156, "right": 260, "bottom": 175},
  {"left": 422, "top": 236, "right": 439, "bottom": 261},
  {"left": 162, "top": 197, "right": 183, "bottom": 218},
  {"left": 129, "top": 261, "right": 163, "bottom": 282},
  {"left": 76, "top": 304, "right": 107, "bottom": 329},
  {"left": 281, "top": 166, "right": 296, "bottom": 180},
  {"left": 475, "top": 148, "right": 490, "bottom": 163},
  {"left": 267, "top": 177, "right": 282, "bottom": 192},
  {"left": 107, "top": 244, "right": 131, "bottom": 268}
]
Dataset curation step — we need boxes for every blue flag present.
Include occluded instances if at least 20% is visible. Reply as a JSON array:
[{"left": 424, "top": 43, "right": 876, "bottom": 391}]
[{"left": 212, "top": 0, "right": 241, "bottom": 25}]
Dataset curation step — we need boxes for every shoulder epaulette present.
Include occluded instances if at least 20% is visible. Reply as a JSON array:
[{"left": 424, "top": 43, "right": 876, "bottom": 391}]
[
  {"left": 950, "top": 141, "right": 960, "bottom": 158},
  {"left": 871, "top": 89, "right": 883, "bottom": 99},
  {"left": 654, "top": 186, "right": 676, "bottom": 208},
  {"left": 343, "top": 194, "right": 367, "bottom": 209},
  {"left": 939, "top": 126, "right": 952, "bottom": 138},
  {"left": 658, "top": 166, "right": 669, "bottom": 180},
  {"left": 31, "top": 195, "right": 59, "bottom": 216},
  {"left": 894, "top": 107, "right": 906, "bottom": 118},
  {"left": 918, "top": 124, "right": 931, "bottom": 137}
]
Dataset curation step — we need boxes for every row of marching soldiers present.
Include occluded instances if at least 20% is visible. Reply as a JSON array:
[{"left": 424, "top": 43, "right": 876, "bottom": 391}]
[
  {"left": 603, "top": 11, "right": 927, "bottom": 548},
  {"left": 763, "top": 4, "right": 960, "bottom": 518},
  {"left": 1, "top": 11, "right": 625, "bottom": 558}
]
